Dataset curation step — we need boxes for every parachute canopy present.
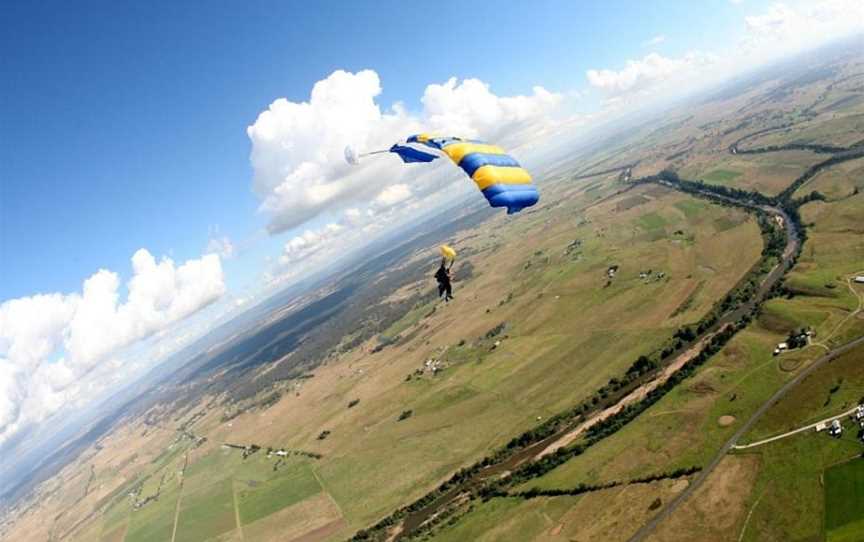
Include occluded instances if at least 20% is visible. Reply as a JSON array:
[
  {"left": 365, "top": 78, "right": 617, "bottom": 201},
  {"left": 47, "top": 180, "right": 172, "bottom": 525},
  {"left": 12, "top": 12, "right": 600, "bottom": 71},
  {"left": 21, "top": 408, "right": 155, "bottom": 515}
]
[
  {"left": 346, "top": 134, "right": 539, "bottom": 215},
  {"left": 439, "top": 244, "right": 457, "bottom": 261}
]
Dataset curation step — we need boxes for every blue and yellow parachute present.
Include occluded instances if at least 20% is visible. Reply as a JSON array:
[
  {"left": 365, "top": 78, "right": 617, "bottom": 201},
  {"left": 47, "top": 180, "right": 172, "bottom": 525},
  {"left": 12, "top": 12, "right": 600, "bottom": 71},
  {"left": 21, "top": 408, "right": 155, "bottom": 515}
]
[{"left": 347, "top": 134, "right": 539, "bottom": 215}]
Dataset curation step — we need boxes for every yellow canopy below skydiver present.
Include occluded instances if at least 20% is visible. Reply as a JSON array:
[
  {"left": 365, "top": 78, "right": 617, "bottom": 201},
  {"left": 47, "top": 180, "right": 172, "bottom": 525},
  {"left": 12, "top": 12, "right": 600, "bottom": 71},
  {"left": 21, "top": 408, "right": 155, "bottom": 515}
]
[
  {"left": 439, "top": 244, "right": 457, "bottom": 261},
  {"left": 345, "top": 134, "right": 539, "bottom": 215}
]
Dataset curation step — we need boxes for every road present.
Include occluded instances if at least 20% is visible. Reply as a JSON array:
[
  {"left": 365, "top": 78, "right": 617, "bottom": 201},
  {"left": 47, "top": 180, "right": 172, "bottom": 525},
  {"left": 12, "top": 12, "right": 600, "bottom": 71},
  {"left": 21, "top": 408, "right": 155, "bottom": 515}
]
[
  {"left": 812, "top": 272, "right": 864, "bottom": 350},
  {"left": 627, "top": 333, "right": 864, "bottom": 542},
  {"left": 732, "top": 405, "right": 860, "bottom": 450},
  {"left": 626, "top": 136, "right": 864, "bottom": 541},
  {"left": 169, "top": 452, "right": 188, "bottom": 542}
]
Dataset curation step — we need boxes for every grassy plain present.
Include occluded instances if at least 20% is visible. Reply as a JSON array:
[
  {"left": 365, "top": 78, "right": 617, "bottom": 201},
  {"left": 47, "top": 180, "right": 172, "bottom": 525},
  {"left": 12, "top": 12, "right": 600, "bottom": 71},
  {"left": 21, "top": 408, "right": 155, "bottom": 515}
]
[
  {"left": 825, "top": 459, "right": 864, "bottom": 542},
  {"left": 174, "top": 478, "right": 236, "bottom": 542},
  {"left": 20, "top": 167, "right": 753, "bottom": 542}
]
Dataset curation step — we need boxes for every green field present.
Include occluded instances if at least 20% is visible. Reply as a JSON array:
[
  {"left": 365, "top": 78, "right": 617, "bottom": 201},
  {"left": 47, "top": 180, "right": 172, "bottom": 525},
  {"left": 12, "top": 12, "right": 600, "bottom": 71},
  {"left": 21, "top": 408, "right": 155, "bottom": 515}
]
[
  {"left": 431, "top": 495, "right": 580, "bottom": 542},
  {"left": 673, "top": 199, "right": 707, "bottom": 219},
  {"left": 124, "top": 482, "right": 181, "bottom": 542},
  {"left": 702, "top": 169, "right": 742, "bottom": 184},
  {"left": 734, "top": 431, "right": 863, "bottom": 542},
  {"left": 636, "top": 211, "right": 668, "bottom": 230},
  {"left": 825, "top": 459, "right": 864, "bottom": 542},
  {"left": 236, "top": 460, "right": 322, "bottom": 525},
  {"left": 174, "top": 478, "right": 236, "bottom": 542},
  {"left": 681, "top": 150, "right": 825, "bottom": 196}
]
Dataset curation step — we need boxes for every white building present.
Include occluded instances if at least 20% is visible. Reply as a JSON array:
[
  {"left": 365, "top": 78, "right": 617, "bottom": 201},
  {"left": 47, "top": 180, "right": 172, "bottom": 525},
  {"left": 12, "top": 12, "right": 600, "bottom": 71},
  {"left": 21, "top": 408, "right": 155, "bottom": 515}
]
[
  {"left": 830, "top": 419, "right": 843, "bottom": 437},
  {"left": 855, "top": 276, "right": 864, "bottom": 284}
]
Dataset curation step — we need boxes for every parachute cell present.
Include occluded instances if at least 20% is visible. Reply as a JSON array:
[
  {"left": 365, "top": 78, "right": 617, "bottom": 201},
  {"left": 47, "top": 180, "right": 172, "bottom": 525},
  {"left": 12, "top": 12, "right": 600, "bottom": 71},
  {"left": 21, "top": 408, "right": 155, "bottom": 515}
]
[
  {"left": 388, "top": 144, "right": 439, "bottom": 163},
  {"left": 425, "top": 135, "right": 538, "bottom": 214}
]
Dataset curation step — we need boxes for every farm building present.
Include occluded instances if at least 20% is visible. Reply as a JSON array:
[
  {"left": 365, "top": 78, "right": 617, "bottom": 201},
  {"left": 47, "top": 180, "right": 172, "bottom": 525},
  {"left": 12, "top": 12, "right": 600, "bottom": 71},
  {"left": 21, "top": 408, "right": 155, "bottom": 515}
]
[
  {"left": 855, "top": 276, "right": 864, "bottom": 284},
  {"left": 830, "top": 419, "right": 843, "bottom": 437}
]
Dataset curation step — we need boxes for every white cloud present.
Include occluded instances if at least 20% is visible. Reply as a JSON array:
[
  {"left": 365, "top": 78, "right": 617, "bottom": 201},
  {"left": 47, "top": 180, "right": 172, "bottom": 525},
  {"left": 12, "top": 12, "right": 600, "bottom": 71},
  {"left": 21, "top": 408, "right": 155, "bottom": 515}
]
[
  {"left": 587, "top": 51, "right": 717, "bottom": 95},
  {"left": 741, "top": 1, "right": 864, "bottom": 58},
  {"left": 374, "top": 184, "right": 412, "bottom": 208},
  {"left": 279, "top": 223, "right": 346, "bottom": 265},
  {"left": 421, "top": 78, "right": 563, "bottom": 147},
  {"left": 586, "top": 1, "right": 864, "bottom": 103},
  {"left": 247, "top": 70, "right": 562, "bottom": 237},
  {"left": 0, "top": 249, "right": 225, "bottom": 446},
  {"left": 744, "top": 3, "right": 798, "bottom": 39},
  {"left": 642, "top": 34, "right": 667, "bottom": 47}
]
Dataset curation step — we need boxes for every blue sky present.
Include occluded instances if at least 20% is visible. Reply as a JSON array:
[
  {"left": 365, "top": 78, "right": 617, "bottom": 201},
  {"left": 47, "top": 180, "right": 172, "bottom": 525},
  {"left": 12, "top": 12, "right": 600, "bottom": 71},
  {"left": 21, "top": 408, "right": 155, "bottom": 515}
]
[{"left": 0, "top": 0, "right": 766, "bottom": 300}]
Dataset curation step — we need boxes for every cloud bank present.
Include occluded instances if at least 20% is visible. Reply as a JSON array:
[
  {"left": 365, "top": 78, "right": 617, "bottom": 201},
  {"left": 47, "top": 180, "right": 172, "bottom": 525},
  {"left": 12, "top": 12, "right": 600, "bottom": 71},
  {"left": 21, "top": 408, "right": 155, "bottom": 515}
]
[
  {"left": 587, "top": 0, "right": 864, "bottom": 101},
  {"left": 247, "top": 69, "right": 563, "bottom": 273},
  {"left": 587, "top": 51, "right": 717, "bottom": 95},
  {"left": 0, "top": 250, "right": 225, "bottom": 447}
]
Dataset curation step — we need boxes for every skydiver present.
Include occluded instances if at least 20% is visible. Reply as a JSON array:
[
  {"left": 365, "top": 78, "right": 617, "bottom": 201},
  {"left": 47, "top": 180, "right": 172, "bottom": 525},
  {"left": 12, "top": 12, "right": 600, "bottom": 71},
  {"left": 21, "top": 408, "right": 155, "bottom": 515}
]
[{"left": 435, "top": 258, "right": 454, "bottom": 302}]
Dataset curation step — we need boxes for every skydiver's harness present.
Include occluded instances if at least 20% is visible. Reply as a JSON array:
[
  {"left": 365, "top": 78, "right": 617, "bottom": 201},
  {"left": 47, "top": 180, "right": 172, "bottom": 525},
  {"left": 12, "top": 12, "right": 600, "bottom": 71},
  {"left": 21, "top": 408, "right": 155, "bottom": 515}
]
[{"left": 434, "top": 259, "right": 453, "bottom": 284}]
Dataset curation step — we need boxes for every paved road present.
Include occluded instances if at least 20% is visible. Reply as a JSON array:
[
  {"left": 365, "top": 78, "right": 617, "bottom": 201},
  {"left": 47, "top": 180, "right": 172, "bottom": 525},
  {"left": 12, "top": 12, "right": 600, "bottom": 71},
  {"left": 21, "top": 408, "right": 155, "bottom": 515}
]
[
  {"left": 627, "top": 333, "right": 864, "bottom": 542},
  {"left": 733, "top": 405, "right": 860, "bottom": 450},
  {"left": 728, "top": 274, "right": 864, "bottom": 451},
  {"left": 625, "top": 180, "right": 858, "bottom": 541}
]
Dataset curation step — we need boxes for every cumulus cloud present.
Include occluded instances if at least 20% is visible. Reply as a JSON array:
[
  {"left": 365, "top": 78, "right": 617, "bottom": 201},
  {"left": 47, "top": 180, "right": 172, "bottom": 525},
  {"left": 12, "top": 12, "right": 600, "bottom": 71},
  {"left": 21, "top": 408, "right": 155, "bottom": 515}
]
[
  {"left": 741, "top": 1, "right": 864, "bottom": 57},
  {"left": 586, "top": 0, "right": 863, "bottom": 104},
  {"left": 279, "top": 223, "right": 346, "bottom": 265},
  {"left": 374, "top": 184, "right": 412, "bottom": 208},
  {"left": 0, "top": 249, "right": 225, "bottom": 446},
  {"left": 745, "top": 3, "right": 799, "bottom": 39},
  {"left": 421, "top": 78, "right": 562, "bottom": 146},
  {"left": 247, "top": 70, "right": 562, "bottom": 237},
  {"left": 587, "top": 51, "right": 717, "bottom": 95}
]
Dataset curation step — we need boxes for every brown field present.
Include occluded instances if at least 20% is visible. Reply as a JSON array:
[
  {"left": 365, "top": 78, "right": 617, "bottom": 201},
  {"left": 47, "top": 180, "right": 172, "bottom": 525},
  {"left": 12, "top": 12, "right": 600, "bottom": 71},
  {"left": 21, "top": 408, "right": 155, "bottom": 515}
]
[
  {"left": 646, "top": 455, "right": 761, "bottom": 542},
  {"left": 242, "top": 493, "right": 346, "bottom": 542}
]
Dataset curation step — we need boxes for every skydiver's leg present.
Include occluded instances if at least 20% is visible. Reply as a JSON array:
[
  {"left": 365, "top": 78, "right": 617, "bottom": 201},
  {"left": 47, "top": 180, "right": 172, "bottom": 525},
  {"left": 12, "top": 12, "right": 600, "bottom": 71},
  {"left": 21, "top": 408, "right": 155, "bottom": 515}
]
[
  {"left": 438, "top": 283, "right": 446, "bottom": 298},
  {"left": 445, "top": 283, "right": 453, "bottom": 301}
]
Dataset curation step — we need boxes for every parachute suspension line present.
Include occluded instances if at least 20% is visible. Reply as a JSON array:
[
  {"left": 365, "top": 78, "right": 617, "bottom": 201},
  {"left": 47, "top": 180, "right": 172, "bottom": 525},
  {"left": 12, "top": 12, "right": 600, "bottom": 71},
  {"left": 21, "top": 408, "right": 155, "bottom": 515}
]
[
  {"left": 358, "top": 149, "right": 390, "bottom": 158},
  {"left": 345, "top": 145, "right": 393, "bottom": 165}
]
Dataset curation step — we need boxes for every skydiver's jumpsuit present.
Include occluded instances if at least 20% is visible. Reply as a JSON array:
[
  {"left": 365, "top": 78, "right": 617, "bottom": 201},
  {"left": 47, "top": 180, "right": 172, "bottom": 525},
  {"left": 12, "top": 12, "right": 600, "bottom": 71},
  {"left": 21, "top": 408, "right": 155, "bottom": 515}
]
[{"left": 435, "top": 259, "right": 453, "bottom": 301}]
